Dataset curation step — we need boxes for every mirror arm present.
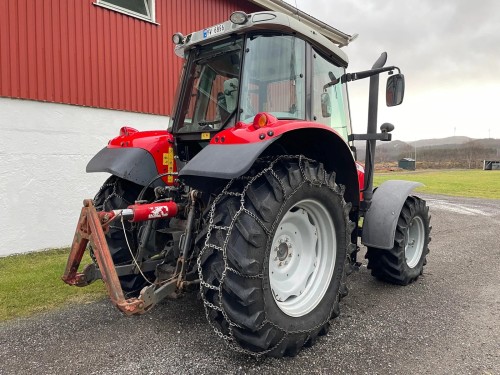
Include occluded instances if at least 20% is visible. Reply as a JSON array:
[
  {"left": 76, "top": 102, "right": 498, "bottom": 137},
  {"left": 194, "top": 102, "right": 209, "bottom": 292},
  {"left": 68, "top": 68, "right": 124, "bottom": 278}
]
[
  {"left": 323, "top": 80, "right": 339, "bottom": 91},
  {"left": 322, "top": 66, "right": 401, "bottom": 89},
  {"left": 348, "top": 133, "right": 392, "bottom": 142},
  {"left": 342, "top": 66, "right": 400, "bottom": 83}
]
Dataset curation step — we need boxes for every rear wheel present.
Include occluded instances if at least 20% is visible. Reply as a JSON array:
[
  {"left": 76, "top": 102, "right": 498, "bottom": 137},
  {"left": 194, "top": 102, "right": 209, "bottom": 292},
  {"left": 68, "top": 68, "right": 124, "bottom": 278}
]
[
  {"left": 366, "top": 196, "right": 431, "bottom": 285},
  {"left": 198, "top": 156, "right": 355, "bottom": 357},
  {"left": 93, "top": 176, "right": 154, "bottom": 296}
]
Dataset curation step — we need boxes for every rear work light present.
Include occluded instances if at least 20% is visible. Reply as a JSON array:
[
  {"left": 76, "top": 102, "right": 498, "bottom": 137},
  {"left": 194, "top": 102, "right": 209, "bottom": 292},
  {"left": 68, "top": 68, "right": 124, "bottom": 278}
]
[
  {"left": 172, "top": 32, "right": 185, "bottom": 45},
  {"left": 230, "top": 11, "right": 249, "bottom": 25}
]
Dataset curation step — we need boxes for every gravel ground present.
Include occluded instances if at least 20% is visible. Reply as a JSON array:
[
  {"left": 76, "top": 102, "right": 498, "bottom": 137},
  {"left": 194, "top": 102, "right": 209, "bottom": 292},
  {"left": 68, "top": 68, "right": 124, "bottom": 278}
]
[{"left": 1, "top": 194, "right": 499, "bottom": 375}]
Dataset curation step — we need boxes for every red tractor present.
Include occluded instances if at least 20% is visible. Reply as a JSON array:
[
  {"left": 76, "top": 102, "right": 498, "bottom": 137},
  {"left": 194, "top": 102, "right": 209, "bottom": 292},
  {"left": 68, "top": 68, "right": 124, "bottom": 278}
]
[{"left": 63, "top": 11, "right": 431, "bottom": 357}]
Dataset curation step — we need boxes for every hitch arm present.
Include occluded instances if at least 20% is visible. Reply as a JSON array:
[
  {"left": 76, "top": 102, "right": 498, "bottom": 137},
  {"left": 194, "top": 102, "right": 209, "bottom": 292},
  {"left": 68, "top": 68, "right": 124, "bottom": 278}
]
[
  {"left": 62, "top": 198, "right": 182, "bottom": 315},
  {"left": 62, "top": 199, "right": 146, "bottom": 314}
]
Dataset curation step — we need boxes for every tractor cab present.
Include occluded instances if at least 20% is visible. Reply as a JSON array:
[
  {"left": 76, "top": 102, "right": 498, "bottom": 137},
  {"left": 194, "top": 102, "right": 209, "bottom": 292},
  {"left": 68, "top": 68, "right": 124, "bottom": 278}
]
[{"left": 170, "top": 12, "right": 353, "bottom": 161}]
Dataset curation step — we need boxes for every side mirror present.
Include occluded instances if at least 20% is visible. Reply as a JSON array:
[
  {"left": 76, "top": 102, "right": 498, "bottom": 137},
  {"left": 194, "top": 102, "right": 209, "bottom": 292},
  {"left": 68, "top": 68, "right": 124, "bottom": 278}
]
[
  {"left": 386, "top": 73, "right": 405, "bottom": 106},
  {"left": 321, "top": 93, "right": 332, "bottom": 118}
]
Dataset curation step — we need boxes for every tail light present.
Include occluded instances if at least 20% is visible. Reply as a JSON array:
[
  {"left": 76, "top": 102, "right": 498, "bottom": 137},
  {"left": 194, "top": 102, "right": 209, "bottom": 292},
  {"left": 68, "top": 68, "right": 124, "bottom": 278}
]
[
  {"left": 119, "top": 126, "right": 138, "bottom": 137},
  {"left": 252, "top": 112, "right": 277, "bottom": 130}
]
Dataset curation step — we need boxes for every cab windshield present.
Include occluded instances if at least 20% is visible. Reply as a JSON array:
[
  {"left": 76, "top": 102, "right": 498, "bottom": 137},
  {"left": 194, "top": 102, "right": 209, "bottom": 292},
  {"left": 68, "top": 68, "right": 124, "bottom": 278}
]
[
  {"left": 175, "top": 34, "right": 306, "bottom": 133},
  {"left": 177, "top": 38, "right": 243, "bottom": 133},
  {"left": 240, "top": 34, "right": 305, "bottom": 123}
]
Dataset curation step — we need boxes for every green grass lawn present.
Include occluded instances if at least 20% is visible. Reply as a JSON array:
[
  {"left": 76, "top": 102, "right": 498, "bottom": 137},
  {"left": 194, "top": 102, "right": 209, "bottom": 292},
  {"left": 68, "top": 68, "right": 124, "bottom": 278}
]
[
  {"left": 374, "top": 169, "right": 500, "bottom": 199},
  {"left": 0, "top": 248, "right": 106, "bottom": 322}
]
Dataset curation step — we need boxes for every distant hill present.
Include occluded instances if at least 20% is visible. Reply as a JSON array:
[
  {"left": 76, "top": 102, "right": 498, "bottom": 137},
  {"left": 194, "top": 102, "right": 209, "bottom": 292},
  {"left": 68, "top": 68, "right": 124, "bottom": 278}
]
[
  {"left": 355, "top": 137, "right": 500, "bottom": 169},
  {"left": 408, "top": 136, "right": 472, "bottom": 148}
]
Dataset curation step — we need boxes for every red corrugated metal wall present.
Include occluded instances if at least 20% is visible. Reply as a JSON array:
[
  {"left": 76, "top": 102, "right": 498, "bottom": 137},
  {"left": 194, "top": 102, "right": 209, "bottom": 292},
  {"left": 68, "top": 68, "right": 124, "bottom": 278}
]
[{"left": 0, "top": 0, "right": 262, "bottom": 116}]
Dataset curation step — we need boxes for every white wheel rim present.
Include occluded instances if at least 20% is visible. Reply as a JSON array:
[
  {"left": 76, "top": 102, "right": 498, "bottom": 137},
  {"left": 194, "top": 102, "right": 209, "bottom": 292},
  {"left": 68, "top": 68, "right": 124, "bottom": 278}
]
[
  {"left": 405, "top": 216, "right": 425, "bottom": 268},
  {"left": 268, "top": 199, "right": 336, "bottom": 317}
]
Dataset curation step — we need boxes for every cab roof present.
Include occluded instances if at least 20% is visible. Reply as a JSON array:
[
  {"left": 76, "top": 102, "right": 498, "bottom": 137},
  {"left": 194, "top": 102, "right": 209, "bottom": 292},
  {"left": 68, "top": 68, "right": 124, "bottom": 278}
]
[
  {"left": 175, "top": 11, "right": 350, "bottom": 67},
  {"left": 247, "top": 0, "right": 354, "bottom": 47}
]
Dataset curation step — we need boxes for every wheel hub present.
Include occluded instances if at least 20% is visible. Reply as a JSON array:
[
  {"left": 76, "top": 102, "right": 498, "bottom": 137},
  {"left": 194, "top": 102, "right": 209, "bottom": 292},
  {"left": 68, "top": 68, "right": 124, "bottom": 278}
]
[
  {"left": 273, "top": 237, "right": 293, "bottom": 267},
  {"left": 276, "top": 241, "right": 290, "bottom": 261}
]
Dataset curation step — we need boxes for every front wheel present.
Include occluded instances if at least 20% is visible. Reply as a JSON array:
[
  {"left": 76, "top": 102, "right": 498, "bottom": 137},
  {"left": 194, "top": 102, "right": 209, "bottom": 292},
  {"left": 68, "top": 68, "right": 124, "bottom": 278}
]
[
  {"left": 198, "top": 156, "right": 355, "bottom": 357},
  {"left": 366, "top": 196, "right": 431, "bottom": 285}
]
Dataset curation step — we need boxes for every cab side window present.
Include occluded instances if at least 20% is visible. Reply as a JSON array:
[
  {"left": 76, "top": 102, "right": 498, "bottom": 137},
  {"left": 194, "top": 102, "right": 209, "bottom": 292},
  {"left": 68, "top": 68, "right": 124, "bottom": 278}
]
[{"left": 312, "top": 51, "right": 352, "bottom": 142}]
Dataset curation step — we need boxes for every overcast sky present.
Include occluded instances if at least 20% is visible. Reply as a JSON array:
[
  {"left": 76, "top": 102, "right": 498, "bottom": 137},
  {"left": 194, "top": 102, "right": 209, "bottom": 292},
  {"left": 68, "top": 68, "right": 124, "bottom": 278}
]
[{"left": 286, "top": 0, "right": 500, "bottom": 141}]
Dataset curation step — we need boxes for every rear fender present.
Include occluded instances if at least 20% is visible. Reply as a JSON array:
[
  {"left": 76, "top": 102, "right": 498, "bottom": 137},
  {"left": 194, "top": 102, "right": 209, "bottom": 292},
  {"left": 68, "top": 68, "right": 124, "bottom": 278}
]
[
  {"left": 87, "top": 147, "right": 165, "bottom": 187},
  {"left": 86, "top": 128, "right": 176, "bottom": 187},
  {"left": 179, "top": 124, "right": 360, "bottom": 210},
  {"left": 361, "top": 180, "right": 423, "bottom": 249}
]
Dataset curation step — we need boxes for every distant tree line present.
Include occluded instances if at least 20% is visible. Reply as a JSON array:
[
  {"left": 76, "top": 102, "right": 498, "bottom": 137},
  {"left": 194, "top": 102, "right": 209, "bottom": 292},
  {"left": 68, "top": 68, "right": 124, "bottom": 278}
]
[{"left": 395, "top": 141, "right": 500, "bottom": 169}]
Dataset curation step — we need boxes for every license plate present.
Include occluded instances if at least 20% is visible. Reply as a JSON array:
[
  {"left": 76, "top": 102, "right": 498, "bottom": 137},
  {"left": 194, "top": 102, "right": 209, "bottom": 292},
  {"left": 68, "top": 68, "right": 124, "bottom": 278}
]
[{"left": 203, "top": 23, "right": 225, "bottom": 39}]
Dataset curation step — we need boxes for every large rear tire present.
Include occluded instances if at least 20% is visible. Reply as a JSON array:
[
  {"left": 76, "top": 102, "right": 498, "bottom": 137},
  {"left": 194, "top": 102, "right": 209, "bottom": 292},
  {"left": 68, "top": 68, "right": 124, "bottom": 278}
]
[
  {"left": 366, "top": 196, "right": 431, "bottom": 285},
  {"left": 93, "top": 176, "right": 154, "bottom": 296},
  {"left": 198, "top": 156, "right": 355, "bottom": 357}
]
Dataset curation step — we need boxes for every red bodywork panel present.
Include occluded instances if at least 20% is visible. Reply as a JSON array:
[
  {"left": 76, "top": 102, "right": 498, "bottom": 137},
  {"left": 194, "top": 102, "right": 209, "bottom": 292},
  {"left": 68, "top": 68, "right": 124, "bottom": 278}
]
[
  {"left": 210, "top": 117, "right": 339, "bottom": 145},
  {"left": 208, "top": 114, "right": 365, "bottom": 196},
  {"left": 356, "top": 162, "right": 365, "bottom": 201},
  {"left": 107, "top": 127, "right": 177, "bottom": 185},
  {"left": 104, "top": 115, "right": 365, "bottom": 196}
]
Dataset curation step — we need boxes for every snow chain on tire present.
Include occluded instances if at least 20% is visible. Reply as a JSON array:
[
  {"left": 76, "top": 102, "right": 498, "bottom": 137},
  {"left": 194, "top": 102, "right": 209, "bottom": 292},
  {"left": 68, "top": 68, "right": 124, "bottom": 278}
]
[{"left": 197, "top": 155, "right": 356, "bottom": 357}]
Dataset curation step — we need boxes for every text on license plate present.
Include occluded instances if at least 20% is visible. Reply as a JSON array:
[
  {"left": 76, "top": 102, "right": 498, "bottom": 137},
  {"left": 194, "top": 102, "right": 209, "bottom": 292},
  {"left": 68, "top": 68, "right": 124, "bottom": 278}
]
[{"left": 203, "top": 24, "right": 225, "bottom": 39}]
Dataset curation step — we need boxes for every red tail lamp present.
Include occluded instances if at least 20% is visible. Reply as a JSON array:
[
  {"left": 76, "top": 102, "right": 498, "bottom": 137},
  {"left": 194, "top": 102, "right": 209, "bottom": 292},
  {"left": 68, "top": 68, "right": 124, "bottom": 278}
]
[
  {"left": 252, "top": 112, "right": 277, "bottom": 129},
  {"left": 119, "top": 126, "right": 138, "bottom": 137}
]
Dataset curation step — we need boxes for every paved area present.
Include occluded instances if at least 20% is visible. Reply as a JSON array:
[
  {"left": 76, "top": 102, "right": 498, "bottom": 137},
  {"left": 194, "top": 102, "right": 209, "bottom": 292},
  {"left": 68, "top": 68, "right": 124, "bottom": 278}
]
[{"left": 1, "top": 194, "right": 499, "bottom": 374}]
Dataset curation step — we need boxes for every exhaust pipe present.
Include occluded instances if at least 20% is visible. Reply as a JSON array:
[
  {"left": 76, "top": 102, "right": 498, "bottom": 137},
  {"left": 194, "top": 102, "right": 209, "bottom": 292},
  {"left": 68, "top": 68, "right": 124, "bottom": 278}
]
[{"left": 362, "top": 52, "right": 387, "bottom": 209}]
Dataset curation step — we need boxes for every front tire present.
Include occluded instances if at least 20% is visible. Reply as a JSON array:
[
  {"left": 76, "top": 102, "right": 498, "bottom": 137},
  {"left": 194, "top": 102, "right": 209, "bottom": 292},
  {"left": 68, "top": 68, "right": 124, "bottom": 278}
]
[
  {"left": 198, "top": 156, "right": 355, "bottom": 357},
  {"left": 366, "top": 196, "right": 431, "bottom": 285}
]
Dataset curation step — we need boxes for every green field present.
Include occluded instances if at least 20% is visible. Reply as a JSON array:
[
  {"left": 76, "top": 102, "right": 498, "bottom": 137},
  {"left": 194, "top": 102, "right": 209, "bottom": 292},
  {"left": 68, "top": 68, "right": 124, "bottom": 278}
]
[
  {"left": 0, "top": 248, "right": 105, "bottom": 321},
  {"left": 374, "top": 169, "right": 500, "bottom": 199}
]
